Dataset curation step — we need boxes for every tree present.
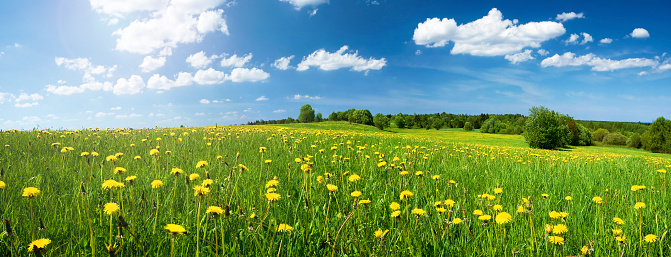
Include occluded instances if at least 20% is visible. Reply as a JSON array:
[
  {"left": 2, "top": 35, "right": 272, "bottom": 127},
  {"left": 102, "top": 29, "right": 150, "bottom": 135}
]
[
  {"left": 463, "top": 122, "right": 473, "bottom": 131},
  {"left": 315, "top": 112, "right": 323, "bottom": 122},
  {"left": 350, "top": 109, "right": 374, "bottom": 125},
  {"left": 642, "top": 117, "right": 671, "bottom": 153},
  {"left": 394, "top": 113, "right": 406, "bottom": 128},
  {"left": 432, "top": 117, "right": 444, "bottom": 130},
  {"left": 523, "top": 106, "right": 571, "bottom": 149},
  {"left": 373, "top": 113, "right": 389, "bottom": 130},
  {"left": 328, "top": 112, "right": 338, "bottom": 121},
  {"left": 298, "top": 104, "right": 315, "bottom": 123},
  {"left": 592, "top": 128, "right": 609, "bottom": 142},
  {"left": 627, "top": 133, "right": 642, "bottom": 148}
]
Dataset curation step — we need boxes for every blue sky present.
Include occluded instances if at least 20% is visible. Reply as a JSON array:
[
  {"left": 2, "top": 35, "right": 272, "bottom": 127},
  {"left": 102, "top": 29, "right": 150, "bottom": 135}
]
[{"left": 1, "top": 0, "right": 670, "bottom": 130}]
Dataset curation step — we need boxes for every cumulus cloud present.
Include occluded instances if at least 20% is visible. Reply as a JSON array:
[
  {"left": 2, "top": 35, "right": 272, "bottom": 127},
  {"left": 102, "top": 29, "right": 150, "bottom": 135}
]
[
  {"left": 95, "top": 112, "right": 113, "bottom": 118},
  {"left": 600, "top": 38, "right": 613, "bottom": 44},
  {"left": 0, "top": 92, "right": 13, "bottom": 104},
  {"left": 226, "top": 68, "right": 269, "bottom": 82},
  {"left": 291, "top": 94, "right": 321, "bottom": 100},
  {"left": 139, "top": 56, "right": 166, "bottom": 72},
  {"left": 220, "top": 53, "right": 253, "bottom": 68},
  {"left": 200, "top": 99, "right": 210, "bottom": 104},
  {"left": 186, "top": 51, "right": 217, "bottom": 69},
  {"left": 147, "top": 72, "right": 194, "bottom": 90},
  {"left": 50, "top": 57, "right": 116, "bottom": 95},
  {"left": 279, "top": 0, "right": 329, "bottom": 10},
  {"left": 272, "top": 55, "right": 294, "bottom": 70},
  {"left": 15, "top": 102, "right": 40, "bottom": 108},
  {"left": 413, "top": 8, "right": 565, "bottom": 56},
  {"left": 193, "top": 68, "right": 226, "bottom": 84},
  {"left": 113, "top": 75, "right": 145, "bottom": 95},
  {"left": 504, "top": 50, "right": 534, "bottom": 64},
  {"left": 196, "top": 9, "right": 228, "bottom": 35},
  {"left": 565, "top": 33, "right": 592, "bottom": 45},
  {"left": 540, "top": 52, "right": 658, "bottom": 71},
  {"left": 255, "top": 96, "right": 269, "bottom": 101},
  {"left": 111, "top": 106, "right": 122, "bottom": 110},
  {"left": 537, "top": 49, "right": 549, "bottom": 56},
  {"left": 15, "top": 93, "right": 43, "bottom": 102},
  {"left": 45, "top": 85, "right": 86, "bottom": 95},
  {"left": 555, "top": 12, "right": 584, "bottom": 22},
  {"left": 273, "top": 109, "right": 286, "bottom": 113},
  {"left": 581, "top": 33, "right": 593, "bottom": 44},
  {"left": 296, "top": 45, "right": 386, "bottom": 72},
  {"left": 115, "top": 113, "right": 142, "bottom": 119},
  {"left": 630, "top": 28, "right": 650, "bottom": 39}
]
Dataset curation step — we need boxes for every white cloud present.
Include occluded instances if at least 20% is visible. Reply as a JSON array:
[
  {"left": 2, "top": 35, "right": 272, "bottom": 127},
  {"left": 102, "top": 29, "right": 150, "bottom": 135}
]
[
  {"left": 226, "top": 68, "right": 269, "bottom": 82},
  {"left": 55, "top": 57, "right": 91, "bottom": 70},
  {"left": 297, "top": 45, "right": 386, "bottom": 72},
  {"left": 600, "top": 38, "right": 613, "bottom": 44},
  {"left": 200, "top": 99, "right": 210, "bottom": 104},
  {"left": 197, "top": 9, "right": 229, "bottom": 35},
  {"left": 113, "top": 75, "right": 145, "bottom": 95},
  {"left": 630, "top": 28, "right": 650, "bottom": 39},
  {"left": 537, "top": 49, "right": 549, "bottom": 56},
  {"left": 256, "top": 96, "right": 269, "bottom": 101},
  {"left": 565, "top": 33, "right": 592, "bottom": 45},
  {"left": 186, "top": 51, "right": 216, "bottom": 69},
  {"left": 147, "top": 72, "right": 194, "bottom": 90},
  {"left": 565, "top": 34, "right": 579, "bottom": 45},
  {"left": 115, "top": 113, "right": 142, "bottom": 119},
  {"left": 657, "top": 64, "right": 671, "bottom": 71},
  {"left": 46, "top": 85, "right": 86, "bottom": 95},
  {"left": 220, "top": 53, "right": 252, "bottom": 67},
  {"left": 22, "top": 116, "right": 41, "bottom": 123},
  {"left": 273, "top": 109, "right": 286, "bottom": 113},
  {"left": 51, "top": 57, "right": 116, "bottom": 94},
  {"left": 279, "top": 0, "right": 329, "bottom": 10},
  {"left": 139, "top": 56, "right": 166, "bottom": 72},
  {"left": 95, "top": 112, "right": 113, "bottom": 118},
  {"left": 57, "top": 79, "right": 67, "bottom": 84},
  {"left": 504, "top": 50, "right": 534, "bottom": 64},
  {"left": 47, "top": 114, "right": 58, "bottom": 119},
  {"left": 308, "top": 9, "right": 318, "bottom": 16},
  {"left": 415, "top": 50, "right": 422, "bottom": 55},
  {"left": 291, "top": 94, "right": 321, "bottom": 100},
  {"left": 193, "top": 68, "right": 226, "bottom": 84},
  {"left": 89, "top": 0, "right": 168, "bottom": 16},
  {"left": 540, "top": 52, "right": 658, "bottom": 71},
  {"left": 195, "top": 112, "right": 205, "bottom": 116},
  {"left": 638, "top": 71, "right": 648, "bottom": 76},
  {"left": 15, "top": 102, "right": 39, "bottom": 108},
  {"left": 111, "top": 106, "right": 122, "bottom": 110},
  {"left": 413, "top": 8, "right": 565, "bottom": 56},
  {"left": 555, "top": 12, "right": 584, "bottom": 22},
  {"left": 581, "top": 32, "right": 593, "bottom": 44},
  {"left": 0, "top": 92, "right": 14, "bottom": 104},
  {"left": 272, "top": 55, "right": 294, "bottom": 70},
  {"left": 15, "top": 93, "right": 44, "bottom": 102}
]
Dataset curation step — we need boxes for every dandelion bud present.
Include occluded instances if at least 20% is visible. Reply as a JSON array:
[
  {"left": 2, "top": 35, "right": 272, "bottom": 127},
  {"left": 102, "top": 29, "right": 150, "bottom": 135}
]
[
  {"left": 118, "top": 215, "right": 129, "bottom": 229},
  {"left": 206, "top": 171, "right": 210, "bottom": 179},
  {"left": 80, "top": 182, "right": 87, "bottom": 194},
  {"left": 4, "top": 219, "right": 12, "bottom": 235},
  {"left": 225, "top": 205, "right": 231, "bottom": 217},
  {"left": 38, "top": 217, "right": 45, "bottom": 231},
  {"left": 140, "top": 190, "right": 146, "bottom": 202},
  {"left": 1, "top": 167, "right": 3, "bottom": 177}
]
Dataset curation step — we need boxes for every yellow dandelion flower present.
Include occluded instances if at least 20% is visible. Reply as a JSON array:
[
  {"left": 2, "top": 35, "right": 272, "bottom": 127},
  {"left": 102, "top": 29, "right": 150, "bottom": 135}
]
[
  {"left": 91, "top": 152, "right": 99, "bottom": 157},
  {"left": 316, "top": 176, "right": 324, "bottom": 183},
  {"left": 149, "top": 149, "right": 160, "bottom": 156},
  {"left": 102, "top": 179, "right": 123, "bottom": 190},
  {"left": 452, "top": 218, "right": 463, "bottom": 225},
  {"left": 432, "top": 175, "right": 440, "bottom": 180},
  {"left": 164, "top": 224, "right": 187, "bottom": 235},
  {"left": 196, "top": 161, "right": 208, "bottom": 169},
  {"left": 374, "top": 229, "right": 389, "bottom": 238},
  {"left": 277, "top": 224, "right": 293, "bottom": 232},
  {"left": 612, "top": 229, "right": 623, "bottom": 236},
  {"left": 27, "top": 238, "right": 51, "bottom": 253},
  {"left": 552, "top": 224, "right": 568, "bottom": 235},
  {"left": 436, "top": 207, "right": 447, "bottom": 213},
  {"left": 613, "top": 217, "right": 625, "bottom": 225},
  {"left": 549, "top": 211, "right": 561, "bottom": 219},
  {"left": 81, "top": 152, "right": 90, "bottom": 157},
  {"left": 265, "top": 192, "right": 281, "bottom": 202},
  {"left": 592, "top": 196, "right": 603, "bottom": 204},
  {"left": 206, "top": 206, "right": 224, "bottom": 217},
  {"left": 193, "top": 185, "right": 210, "bottom": 197},
  {"left": 645, "top": 234, "right": 657, "bottom": 243},
  {"left": 151, "top": 180, "right": 164, "bottom": 189},
  {"left": 351, "top": 191, "right": 362, "bottom": 197},
  {"left": 391, "top": 210, "right": 401, "bottom": 218},
  {"left": 564, "top": 196, "right": 572, "bottom": 201},
  {"left": 22, "top": 187, "right": 41, "bottom": 198},
  {"left": 473, "top": 209, "right": 483, "bottom": 216},
  {"left": 616, "top": 235, "right": 626, "bottom": 242},
  {"left": 541, "top": 193, "right": 549, "bottom": 199},
  {"left": 517, "top": 206, "right": 525, "bottom": 213},
  {"left": 0, "top": 181, "right": 5, "bottom": 189},
  {"left": 201, "top": 179, "right": 213, "bottom": 187},
  {"left": 634, "top": 202, "right": 646, "bottom": 209},
  {"left": 478, "top": 215, "right": 491, "bottom": 222},
  {"left": 358, "top": 199, "right": 371, "bottom": 205},
  {"left": 494, "top": 187, "right": 503, "bottom": 194},
  {"left": 495, "top": 212, "right": 512, "bottom": 224},
  {"left": 113, "top": 167, "right": 127, "bottom": 175},
  {"left": 134, "top": 155, "right": 141, "bottom": 160},
  {"left": 265, "top": 159, "right": 272, "bottom": 164},
  {"left": 658, "top": 169, "right": 667, "bottom": 173},
  {"left": 548, "top": 236, "right": 564, "bottom": 245},
  {"left": 390, "top": 202, "right": 400, "bottom": 210},
  {"left": 412, "top": 208, "right": 426, "bottom": 216},
  {"left": 581, "top": 246, "right": 589, "bottom": 255},
  {"left": 399, "top": 190, "right": 414, "bottom": 200},
  {"left": 326, "top": 184, "right": 338, "bottom": 192},
  {"left": 377, "top": 161, "right": 387, "bottom": 167},
  {"left": 104, "top": 202, "right": 120, "bottom": 216},
  {"left": 444, "top": 199, "right": 455, "bottom": 208},
  {"left": 265, "top": 179, "right": 279, "bottom": 188},
  {"left": 559, "top": 212, "right": 568, "bottom": 218},
  {"left": 189, "top": 173, "right": 200, "bottom": 181},
  {"left": 106, "top": 155, "right": 117, "bottom": 162},
  {"left": 114, "top": 152, "right": 123, "bottom": 158},
  {"left": 125, "top": 176, "right": 137, "bottom": 182},
  {"left": 259, "top": 147, "right": 267, "bottom": 153},
  {"left": 545, "top": 224, "right": 553, "bottom": 234},
  {"left": 171, "top": 168, "right": 184, "bottom": 175},
  {"left": 493, "top": 204, "right": 503, "bottom": 211},
  {"left": 348, "top": 174, "right": 361, "bottom": 182}
]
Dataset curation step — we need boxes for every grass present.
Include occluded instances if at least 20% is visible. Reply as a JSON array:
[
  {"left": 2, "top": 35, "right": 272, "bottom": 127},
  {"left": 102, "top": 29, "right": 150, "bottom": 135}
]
[{"left": 0, "top": 122, "right": 670, "bottom": 256}]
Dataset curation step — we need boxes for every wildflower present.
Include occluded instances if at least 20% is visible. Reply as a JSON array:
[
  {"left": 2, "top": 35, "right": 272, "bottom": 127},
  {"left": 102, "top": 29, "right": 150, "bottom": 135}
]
[
  {"left": 377, "top": 161, "right": 387, "bottom": 167},
  {"left": 634, "top": 202, "right": 646, "bottom": 209},
  {"left": 265, "top": 193, "right": 281, "bottom": 202},
  {"left": 616, "top": 235, "right": 626, "bottom": 242},
  {"left": 581, "top": 245, "right": 589, "bottom": 255},
  {"left": 559, "top": 212, "right": 568, "bottom": 218},
  {"left": 189, "top": 173, "right": 200, "bottom": 181},
  {"left": 517, "top": 206, "right": 525, "bottom": 213},
  {"left": 164, "top": 224, "right": 187, "bottom": 235},
  {"left": 106, "top": 155, "right": 118, "bottom": 162},
  {"left": 326, "top": 184, "right": 338, "bottom": 192},
  {"left": 399, "top": 190, "right": 414, "bottom": 200},
  {"left": 91, "top": 152, "right": 99, "bottom": 157},
  {"left": 134, "top": 156, "right": 141, "bottom": 160},
  {"left": 486, "top": 194, "right": 496, "bottom": 201},
  {"left": 316, "top": 176, "right": 324, "bottom": 183},
  {"left": 0, "top": 181, "right": 5, "bottom": 189},
  {"left": 201, "top": 179, "right": 213, "bottom": 187},
  {"left": 81, "top": 152, "right": 89, "bottom": 157},
  {"left": 494, "top": 187, "right": 503, "bottom": 194},
  {"left": 104, "top": 202, "right": 120, "bottom": 216},
  {"left": 206, "top": 206, "right": 224, "bottom": 217},
  {"left": 238, "top": 164, "right": 248, "bottom": 171},
  {"left": 300, "top": 164, "right": 311, "bottom": 172},
  {"left": 265, "top": 159, "right": 272, "bottom": 164},
  {"left": 478, "top": 215, "right": 491, "bottom": 222},
  {"left": 259, "top": 147, "right": 267, "bottom": 153},
  {"left": 348, "top": 174, "right": 361, "bottom": 182},
  {"left": 432, "top": 175, "right": 440, "bottom": 180},
  {"left": 613, "top": 217, "right": 625, "bottom": 225},
  {"left": 645, "top": 234, "right": 657, "bottom": 243},
  {"left": 265, "top": 179, "right": 279, "bottom": 188},
  {"left": 436, "top": 207, "right": 447, "bottom": 213},
  {"left": 412, "top": 208, "right": 426, "bottom": 216},
  {"left": 150, "top": 149, "right": 159, "bottom": 156},
  {"left": 358, "top": 199, "right": 371, "bottom": 205},
  {"left": 493, "top": 205, "right": 503, "bottom": 211},
  {"left": 390, "top": 202, "right": 400, "bottom": 210},
  {"left": 171, "top": 168, "right": 184, "bottom": 175},
  {"left": 495, "top": 212, "right": 512, "bottom": 224},
  {"left": 22, "top": 187, "right": 41, "bottom": 198},
  {"left": 374, "top": 229, "right": 389, "bottom": 238},
  {"left": 473, "top": 209, "right": 483, "bottom": 216},
  {"left": 125, "top": 176, "right": 137, "bottom": 183},
  {"left": 391, "top": 211, "right": 401, "bottom": 218},
  {"left": 541, "top": 193, "right": 549, "bottom": 199},
  {"left": 193, "top": 186, "right": 210, "bottom": 197},
  {"left": 612, "top": 229, "right": 623, "bottom": 236},
  {"left": 399, "top": 171, "right": 409, "bottom": 176},
  {"left": 27, "top": 238, "right": 51, "bottom": 253},
  {"left": 452, "top": 218, "right": 463, "bottom": 225},
  {"left": 545, "top": 224, "right": 553, "bottom": 234},
  {"left": 564, "top": 196, "right": 572, "bottom": 201},
  {"left": 196, "top": 161, "right": 208, "bottom": 169},
  {"left": 415, "top": 171, "right": 423, "bottom": 176},
  {"left": 552, "top": 224, "right": 568, "bottom": 235},
  {"left": 277, "top": 224, "right": 293, "bottom": 232},
  {"left": 115, "top": 153, "right": 123, "bottom": 158},
  {"left": 351, "top": 191, "right": 362, "bottom": 197},
  {"left": 151, "top": 180, "right": 164, "bottom": 189},
  {"left": 592, "top": 196, "right": 603, "bottom": 204},
  {"left": 102, "top": 179, "right": 123, "bottom": 190},
  {"left": 658, "top": 169, "right": 667, "bottom": 173},
  {"left": 444, "top": 199, "right": 455, "bottom": 208},
  {"left": 548, "top": 236, "right": 564, "bottom": 245},
  {"left": 549, "top": 211, "right": 561, "bottom": 219},
  {"left": 113, "top": 167, "right": 127, "bottom": 175}
]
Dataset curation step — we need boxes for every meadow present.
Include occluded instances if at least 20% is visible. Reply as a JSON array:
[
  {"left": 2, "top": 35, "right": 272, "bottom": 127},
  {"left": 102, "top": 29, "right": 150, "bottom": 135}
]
[{"left": 1, "top": 121, "right": 670, "bottom": 256}]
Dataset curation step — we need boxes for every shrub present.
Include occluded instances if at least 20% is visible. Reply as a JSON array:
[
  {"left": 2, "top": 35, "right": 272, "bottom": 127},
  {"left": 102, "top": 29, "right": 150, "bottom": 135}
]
[
  {"left": 463, "top": 122, "right": 473, "bottom": 131},
  {"left": 602, "top": 133, "right": 628, "bottom": 146},
  {"left": 627, "top": 133, "right": 642, "bottom": 148},
  {"left": 642, "top": 117, "right": 671, "bottom": 153},
  {"left": 373, "top": 113, "right": 389, "bottom": 130},
  {"left": 394, "top": 113, "right": 405, "bottom": 128},
  {"left": 349, "top": 109, "right": 374, "bottom": 125},
  {"left": 592, "top": 128, "right": 609, "bottom": 142},
  {"left": 523, "top": 106, "right": 571, "bottom": 149}
]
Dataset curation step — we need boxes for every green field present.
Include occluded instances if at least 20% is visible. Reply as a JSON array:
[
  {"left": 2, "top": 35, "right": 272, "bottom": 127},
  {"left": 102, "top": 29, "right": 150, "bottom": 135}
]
[{"left": 1, "top": 122, "right": 670, "bottom": 256}]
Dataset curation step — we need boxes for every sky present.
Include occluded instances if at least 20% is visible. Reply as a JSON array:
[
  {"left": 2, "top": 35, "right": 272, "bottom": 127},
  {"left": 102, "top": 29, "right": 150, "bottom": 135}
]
[{"left": 1, "top": 0, "right": 670, "bottom": 130}]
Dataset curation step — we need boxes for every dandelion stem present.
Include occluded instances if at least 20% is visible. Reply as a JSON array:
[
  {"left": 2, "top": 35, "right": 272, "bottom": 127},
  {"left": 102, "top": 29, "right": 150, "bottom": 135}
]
[{"left": 196, "top": 197, "right": 202, "bottom": 257}]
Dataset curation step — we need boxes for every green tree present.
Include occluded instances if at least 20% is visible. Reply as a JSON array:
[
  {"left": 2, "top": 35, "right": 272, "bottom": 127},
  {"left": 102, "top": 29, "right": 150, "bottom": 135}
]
[
  {"left": 315, "top": 112, "right": 323, "bottom": 122},
  {"left": 626, "top": 133, "right": 642, "bottom": 148},
  {"left": 350, "top": 109, "right": 374, "bottom": 125},
  {"left": 373, "top": 113, "right": 389, "bottom": 130},
  {"left": 432, "top": 116, "right": 444, "bottom": 130},
  {"left": 394, "top": 113, "right": 406, "bottom": 128},
  {"left": 523, "top": 106, "right": 571, "bottom": 149},
  {"left": 328, "top": 112, "right": 337, "bottom": 121},
  {"left": 463, "top": 122, "right": 473, "bottom": 131},
  {"left": 592, "top": 128, "right": 609, "bottom": 142},
  {"left": 298, "top": 104, "right": 315, "bottom": 123},
  {"left": 642, "top": 117, "right": 671, "bottom": 153}
]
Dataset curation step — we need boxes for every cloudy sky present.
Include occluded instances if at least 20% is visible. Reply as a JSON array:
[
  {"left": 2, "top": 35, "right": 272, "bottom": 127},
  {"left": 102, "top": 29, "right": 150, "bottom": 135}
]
[{"left": 1, "top": 0, "right": 670, "bottom": 130}]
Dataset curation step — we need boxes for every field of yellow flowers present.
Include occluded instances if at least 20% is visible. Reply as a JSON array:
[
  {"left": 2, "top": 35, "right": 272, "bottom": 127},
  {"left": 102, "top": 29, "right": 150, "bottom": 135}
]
[{"left": 1, "top": 122, "right": 670, "bottom": 256}]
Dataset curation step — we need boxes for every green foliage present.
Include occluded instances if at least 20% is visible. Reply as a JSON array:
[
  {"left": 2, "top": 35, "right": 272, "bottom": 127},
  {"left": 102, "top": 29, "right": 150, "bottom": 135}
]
[
  {"left": 523, "top": 106, "right": 571, "bottom": 149},
  {"left": 315, "top": 112, "right": 323, "bottom": 122},
  {"left": 642, "top": 117, "right": 671, "bottom": 153},
  {"left": 592, "top": 128, "right": 609, "bottom": 142},
  {"left": 463, "top": 122, "right": 473, "bottom": 131},
  {"left": 579, "top": 120, "right": 649, "bottom": 135},
  {"left": 373, "top": 113, "right": 389, "bottom": 130},
  {"left": 286, "top": 117, "right": 295, "bottom": 123},
  {"left": 431, "top": 116, "right": 444, "bottom": 130},
  {"left": 404, "top": 116, "right": 415, "bottom": 129},
  {"left": 328, "top": 112, "right": 337, "bottom": 121},
  {"left": 349, "top": 109, "right": 374, "bottom": 126},
  {"left": 627, "top": 133, "right": 642, "bottom": 148},
  {"left": 479, "top": 115, "right": 525, "bottom": 135},
  {"left": 602, "top": 133, "right": 628, "bottom": 146},
  {"left": 394, "top": 113, "right": 406, "bottom": 129},
  {"left": 298, "top": 104, "right": 315, "bottom": 123}
]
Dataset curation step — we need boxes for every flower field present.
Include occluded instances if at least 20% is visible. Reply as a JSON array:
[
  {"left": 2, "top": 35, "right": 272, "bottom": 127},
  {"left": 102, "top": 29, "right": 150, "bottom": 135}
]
[{"left": 1, "top": 122, "right": 671, "bottom": 256}]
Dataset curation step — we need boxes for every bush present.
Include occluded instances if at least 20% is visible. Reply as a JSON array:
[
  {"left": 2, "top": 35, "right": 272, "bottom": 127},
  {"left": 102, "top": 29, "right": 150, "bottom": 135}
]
[
  {"left": 463, "top": 122, "right": 473, "bottom": 131},
  {"left": 394, "top": 113, "right": 405, "bottom": 128},
  {"left": 349, "top": 109, "right": 373, "bottom": 125},
  {"left": 627, "top": 133, "right": 642, "bottom": 148},
  {"left": 523, "top": 106, "right": 571, "bottom": 149},
  {"left": 373, "top": 113, "right": 389, "bottom": 130},
  {"left": 602, "top": 133, "right": 628, "bottom": 146},
  {"left": 592, "top": 128, "right": 609, "bottom": 142},
  {"left": 642, "top": 117, "right": 671, "bottom": 153}
]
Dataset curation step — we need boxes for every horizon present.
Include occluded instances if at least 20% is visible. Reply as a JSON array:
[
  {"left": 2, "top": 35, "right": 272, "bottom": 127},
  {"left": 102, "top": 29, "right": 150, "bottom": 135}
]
[{"left": 1, "top": 0, "right": 671, "bottom": 130}]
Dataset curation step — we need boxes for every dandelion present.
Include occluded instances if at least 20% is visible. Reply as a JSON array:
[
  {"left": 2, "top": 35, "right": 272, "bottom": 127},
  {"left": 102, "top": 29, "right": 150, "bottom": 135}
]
[
  {"left": 150, "top": 149, "right": 160, "bottom": 156},
  {"left": 151, "top": 180, "right": 163, "bottom": 189},
  {"left": 452, "top": 218, "right": 462, "bottom": 225},
  {"left": 316, "top": 176, "right": 324, "bottom": 183},
  {"left": 613, "top": 217, "right": 625, "bottom": 225},
  {"left": 494, "top": 187, "right": 503, "bottom": 194},
  {"left": 616, "top": 235, "right": 626, "bottom": 242},
  {"left": 548, "top": 236, "right": 564, "bottom": 245},
  {"left": 206, "top": 206, "right": 224, "bottom": 217},
  {"left": 196, "top": 161, "right": 208, "bottom": 169},
  {"left": 113, "top": 167, "right": 127, "bottom": 175},
  {"left": 545, "top": 224, "right": 553, "bottom": 234},
  {"left": 102, "top": 180, "right": 124, "bottom": 190},
  {"left": 552, "top": 224, "right": 568, "bottom": 235},
  {"left": 390, "top": 202, "right": 400, "bottom": 210},
  {"left": 189, "top": 173, "right": 200, "bottom": 181},
  {"left": 0, "top": 181, "right": 5, "bottom": 189},
  {"left": 134, "top": 156, "right": 141, "bottom": 160},
  {"left": 326, "top": 184, "right": 338, "bottom": 192},
  {"left": 432, "top": 175, "right": 440, "bottom": 180},
  {"left": 644, "top": 234, "right": 657, "bottom": 243},
  {"left": 348, "top": 174, "right": 361, "bottom": 182},
  {"left": 564, "top": 196, "right": 572, "bottom": 201},
  {"left": 265, "top": 159, "right": 272, "bottom": 164},
  {"left": 201, "top": 179, "right": 213, "bottom": 187},
  {"left": 473, "top": 210, "right": 483, "bottom": 216},
  {"left": 634, "top": 202, "right": 646, "bottom": 209},
  {"left": 559, "top": 212, "right": 568, "bottom": 218},
  {"left": 377, "top": 161, "right": 387, "bottom": 167},
  {"left": 259, "top": 147, "right": 267, "bottom": 153},
  {"left": 165, "top": 224, "right": 187, "bottom": 235},
  {"left": 171, "top": 168, "right": 184, "bottom": 176},
  {"left": 193, "top": 185, "right": 210, "bottom": 197},
  {"left": 495, "top": 212, "right": 512, "bottom": 224},
  {"left": 22, "top": 187, "right": 40, "bottom": 198},
  {"left": 106, "top": 155, "right": 118, "bottom": 162},
  {"left": 358, "top": 199, "right": 371, "bottom": 205},
  {"left": 541, "top": 193, "right": 549, "bottom": 199},
  {"left": 27, "top": 238, "right": 51, "bottom": 253},
  {"left": 549, "top": 211, "right": 561, "bottom": 219},
  {"left": 658, "top": 169, "right": 667, "bottom": 173},
  {"left": 351, "top": 191, "right": 362, "bottom": 197},
  {"left": 374, "top": 229, "right": 389, "bottom": 238},
  {"left": 493, "top": 205, "right": 503, "bottom": 211},
  {"left": 478, "top": 215, "right": 491, "bottom": 222},
  {"left": 391, "top": 211, "right": 401, "bottom": 218},
  {"left": 104, "top": 203, "right": 120, "bottom": 216},
  {"left": 399, "top": 190, "right": 413, "bottom": 200},
  {"left": 265, "top": 192, "right": 281, "bottom": 202},
  {"left": 517, "top": 206, "right": 525, "bottom": 213},
  {"left": 436, "top": 207, "right": 447, "bottom": 213},
  {"left": 81, "top": 152, "right": 89, "bottom": 157},
  {"left": 300, "top": 164, "right": 311, "bottom": 172},
  {"left": 612, "top": 229, "right": 623, "bottom": 236},
  {"left": 592, "top": 196, "right": 603, "bottom": 204},
  {"left": 412, "top": 208, "right": 426, "bottom": 216},
  {"left": 277, "top": 224, "right": 293, "bottom": 232}
]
